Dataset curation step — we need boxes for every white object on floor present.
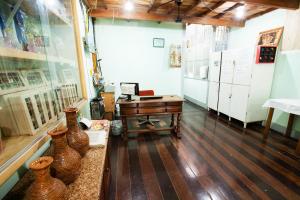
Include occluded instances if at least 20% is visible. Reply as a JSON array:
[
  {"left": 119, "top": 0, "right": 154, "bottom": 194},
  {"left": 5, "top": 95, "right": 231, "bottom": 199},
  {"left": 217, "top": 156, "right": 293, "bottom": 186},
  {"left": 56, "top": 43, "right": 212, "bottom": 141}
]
[
  {"left": 263, "top": 99, "right": 300, "bottom": 115},
  {"left": 85, "top": 130, "right": 108, "bottom": 148}
]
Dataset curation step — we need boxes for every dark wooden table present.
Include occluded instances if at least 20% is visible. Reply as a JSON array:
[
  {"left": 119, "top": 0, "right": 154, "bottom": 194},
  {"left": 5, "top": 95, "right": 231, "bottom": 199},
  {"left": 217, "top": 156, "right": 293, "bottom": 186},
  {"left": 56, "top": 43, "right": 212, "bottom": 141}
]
[{"left": 117, "top": 95, "right": 184, "bottom": 140}]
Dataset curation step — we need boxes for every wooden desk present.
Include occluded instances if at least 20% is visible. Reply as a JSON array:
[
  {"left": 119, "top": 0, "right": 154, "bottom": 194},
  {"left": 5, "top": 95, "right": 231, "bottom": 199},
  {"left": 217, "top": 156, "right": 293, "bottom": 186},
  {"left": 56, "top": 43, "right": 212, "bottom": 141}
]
[
  {"left": 117, "top": 95, "right": 184, "bottom": 140},
  {"left": 262, "top": 99, "right": 300, "bottom": 154}
]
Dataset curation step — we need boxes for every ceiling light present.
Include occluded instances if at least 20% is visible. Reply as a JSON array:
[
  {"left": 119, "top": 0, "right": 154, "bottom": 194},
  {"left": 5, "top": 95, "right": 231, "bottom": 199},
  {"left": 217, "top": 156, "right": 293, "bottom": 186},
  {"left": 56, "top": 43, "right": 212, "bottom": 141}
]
[
  {"left": 235, "top": 5, "right": 245, "bottom": 19},
  {"left": 124, "top": 1, "right": 134, "bottom": 11}
]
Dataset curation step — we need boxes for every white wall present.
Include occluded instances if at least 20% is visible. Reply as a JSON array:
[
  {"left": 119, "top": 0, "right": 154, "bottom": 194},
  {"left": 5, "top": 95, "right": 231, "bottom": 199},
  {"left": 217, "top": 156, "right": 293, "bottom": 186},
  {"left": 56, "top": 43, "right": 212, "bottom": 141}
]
[{"left": 95, "top": 19, "right": 184, "bottom": 98}]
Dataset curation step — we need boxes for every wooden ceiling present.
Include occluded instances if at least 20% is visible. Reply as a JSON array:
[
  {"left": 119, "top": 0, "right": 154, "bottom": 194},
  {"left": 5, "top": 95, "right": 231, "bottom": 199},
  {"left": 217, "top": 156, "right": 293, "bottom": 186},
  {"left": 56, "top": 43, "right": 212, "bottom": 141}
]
[{"left": 86, "top": 0, "right": 300, "bottom": 27}]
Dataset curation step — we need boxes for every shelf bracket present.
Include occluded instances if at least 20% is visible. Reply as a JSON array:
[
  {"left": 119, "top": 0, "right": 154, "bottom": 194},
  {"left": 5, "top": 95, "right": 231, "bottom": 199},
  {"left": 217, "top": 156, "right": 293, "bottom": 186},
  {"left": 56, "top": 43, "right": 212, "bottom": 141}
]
[{"left": 5, "top": 0, "right": 25, "bottom": 30}]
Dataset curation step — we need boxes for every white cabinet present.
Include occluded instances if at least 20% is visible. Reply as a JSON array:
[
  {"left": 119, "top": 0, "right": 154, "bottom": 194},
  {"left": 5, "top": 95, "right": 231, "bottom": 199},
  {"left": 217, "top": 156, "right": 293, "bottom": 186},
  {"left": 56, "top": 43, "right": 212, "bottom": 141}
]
[
  {"left": 230, "top": 85, "right": 249, "bottom": 122},
  {"left": 218, "top": 83, "right": 231, "bottom": 115},
  {"left": 208, "top": 52, "right": 221, "bottom": 82},
  {"left": 232, "top": 48, "right": 253, "bottom": 85},
  {"left": 208, "top": 47, "right": 275, "bottom": 127},
  {"left": 220, "top": 50, "right": 235, "bottom": 84},
  {"left": 208, "top": 82, "right": 219, "bottom": 111}
]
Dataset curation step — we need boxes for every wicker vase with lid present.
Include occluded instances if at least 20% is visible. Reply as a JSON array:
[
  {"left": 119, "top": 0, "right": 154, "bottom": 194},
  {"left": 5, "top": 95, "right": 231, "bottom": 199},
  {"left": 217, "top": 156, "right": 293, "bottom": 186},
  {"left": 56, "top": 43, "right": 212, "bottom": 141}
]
[
  {"left": 48, "top": 127, "right": 81, "bottom": 184},
  {"left": 64, "top": 107, "right": 89, "bottom": 157},
  {"left": 25, "top": 156, "right": 66, "bottom": 200}
]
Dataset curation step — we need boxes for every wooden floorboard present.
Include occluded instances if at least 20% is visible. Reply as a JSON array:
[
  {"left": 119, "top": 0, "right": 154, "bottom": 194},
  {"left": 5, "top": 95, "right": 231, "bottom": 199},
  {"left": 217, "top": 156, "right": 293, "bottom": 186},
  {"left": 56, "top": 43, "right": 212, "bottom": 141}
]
[{"left": 108, "top": 102, "right": 300, "bottom": 200}]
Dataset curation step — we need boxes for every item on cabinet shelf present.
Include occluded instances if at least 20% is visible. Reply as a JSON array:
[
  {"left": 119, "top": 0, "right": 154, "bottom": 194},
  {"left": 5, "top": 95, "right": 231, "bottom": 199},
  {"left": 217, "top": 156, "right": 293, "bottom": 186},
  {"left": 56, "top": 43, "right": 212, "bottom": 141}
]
[
  {"left": 24, "top": 14, "right": 46, "bottom": 53},
  {"left": 256, "top": 46, "right": 277, "bottom": 64},
  {"left": 0, "top": 88, "right": 57, "bottom": 136},
  {"left": 0, "top": 71, "right": 25, "bottom": 92},
  {"left": 65, "top": 107, "right": 89, "bottom": 156},
  {"left": 55, "top": 84, "right": 79, "bottom": 109},
  {"left": 0, "top": 13, "right": 6, "bottom": 46},
  {"left": 90, "top": 97, "right": 105, "bottom": 120},
  {"left": 25, "top": 156, "right": 67, "bottom": 200},
  {"left": 13, "top": 9, "right": 28, "bottom": 51},
  {"left": 22, "top": 70, "right": 45, "bottom": 86},
  {"left": 170, "top": 44, "right": 181, "bottom": 67},
  {"left": 0, "top": 2, "right": 20, "bottom": 49},
  {"left": 257, "top": 27, "right": 283, "bottom": 47},
  {"left": 48, "top": 127, "right": 81, "bottom": 184}
]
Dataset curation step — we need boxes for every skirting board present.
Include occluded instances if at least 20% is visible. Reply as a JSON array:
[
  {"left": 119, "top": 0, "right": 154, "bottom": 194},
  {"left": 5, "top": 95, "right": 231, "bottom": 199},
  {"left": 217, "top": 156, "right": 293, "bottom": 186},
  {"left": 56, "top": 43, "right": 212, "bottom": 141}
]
[{"left": 184, "top": 95, "right": 207, "bottom": 109}]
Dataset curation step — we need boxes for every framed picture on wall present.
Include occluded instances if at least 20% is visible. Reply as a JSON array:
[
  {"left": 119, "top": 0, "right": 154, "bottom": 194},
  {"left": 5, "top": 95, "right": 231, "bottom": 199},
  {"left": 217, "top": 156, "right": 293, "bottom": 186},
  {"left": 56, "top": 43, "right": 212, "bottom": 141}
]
[
  {"left": 257, "top": 27, "right": 284, "bottom": 47},
  {"left": 153, "top": 38, "right": 165, "bottom": 48}
]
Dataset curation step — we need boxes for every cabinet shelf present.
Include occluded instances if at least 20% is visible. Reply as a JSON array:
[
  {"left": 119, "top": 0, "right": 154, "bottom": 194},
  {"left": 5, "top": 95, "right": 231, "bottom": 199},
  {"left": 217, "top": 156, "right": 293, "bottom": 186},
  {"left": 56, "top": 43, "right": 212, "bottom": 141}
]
[
  {"left": 0, "top": 47, "right": 75, "bottom": 65},
  {"left": 0, "top": 47, "right": 46, "bottom": 61}
]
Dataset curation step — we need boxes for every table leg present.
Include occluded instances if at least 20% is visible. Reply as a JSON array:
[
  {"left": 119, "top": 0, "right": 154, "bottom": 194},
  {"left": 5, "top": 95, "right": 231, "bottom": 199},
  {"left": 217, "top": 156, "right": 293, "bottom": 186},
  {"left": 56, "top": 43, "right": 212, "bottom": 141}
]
[
  {"left": 170, "top": 114, "right": 174, "bottom": 127},
  {"left": 176, "top": 113, "right": 182, "bottom": 139},
  {"left": 263, "top": 107, "right": 274, "bottom": 141},
  {"left": 296, "top": 140, "right": 300, "bottom": 155},
  {"left": 285, "top": 113, "right": 295, "bottom": 137},
  {"left": 121, "top": 116, "right": 128, "bottom": 141}
]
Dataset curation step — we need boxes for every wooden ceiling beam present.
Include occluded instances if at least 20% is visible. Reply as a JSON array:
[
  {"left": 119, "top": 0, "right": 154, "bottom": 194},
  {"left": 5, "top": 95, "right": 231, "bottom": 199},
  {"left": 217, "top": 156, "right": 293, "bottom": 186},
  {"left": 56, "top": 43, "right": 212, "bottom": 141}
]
[
  {"left": 225, "top": 0, "right": 300, "bottom": 9},
  {"left": 148, "top": 0, "right": 172, "bottom": 13},
  {"left": 167, "top": 7, "right": 176, "bottom": 15},
  {"left": 247, "top": 7, "right": 276, "bottom": 20},
  {"left": 213, "top": 3, "right": 243, "bottom": 18},
  {"left": 98, "top": 0, "right": 108, "bottom": 9},
  {"left": 90, "top": 8, "right": 174, "bottom": 21},
  {"left": 184, "top": 0, "right": 202, "bottom": 16},
  {"left": 184, "top": 16, "right": 245, "bottom": 27},
  {"left": 148, "top": 0, "right": 157, "bottom": 12},
  {"left": 89, "top": 8, "right": 245, "bottom": 27},
  {"left": 196, "top": 1, "right": 225, "bottom": 17}
]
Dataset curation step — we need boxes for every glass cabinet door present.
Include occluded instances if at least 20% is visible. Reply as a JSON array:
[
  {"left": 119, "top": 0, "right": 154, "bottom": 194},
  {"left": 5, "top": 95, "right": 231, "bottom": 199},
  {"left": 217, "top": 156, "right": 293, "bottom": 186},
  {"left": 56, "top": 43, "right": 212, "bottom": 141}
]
[{"left": 0, "top": 0, "right": 82, "bottom": 170}]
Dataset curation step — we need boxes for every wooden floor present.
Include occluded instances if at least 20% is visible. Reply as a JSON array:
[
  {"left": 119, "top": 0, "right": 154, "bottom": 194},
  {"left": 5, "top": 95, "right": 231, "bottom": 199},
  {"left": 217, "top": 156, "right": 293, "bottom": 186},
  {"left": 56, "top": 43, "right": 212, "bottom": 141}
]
[{"left": 108, "top": 102, "right": 300, "bottom": 200}]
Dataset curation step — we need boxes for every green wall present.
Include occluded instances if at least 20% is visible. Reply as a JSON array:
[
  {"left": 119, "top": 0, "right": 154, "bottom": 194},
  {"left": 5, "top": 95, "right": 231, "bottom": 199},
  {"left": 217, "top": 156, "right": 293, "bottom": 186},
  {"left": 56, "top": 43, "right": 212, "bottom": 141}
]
[{"left": 271, "top": 50, "right": 300, "bottom": 137}]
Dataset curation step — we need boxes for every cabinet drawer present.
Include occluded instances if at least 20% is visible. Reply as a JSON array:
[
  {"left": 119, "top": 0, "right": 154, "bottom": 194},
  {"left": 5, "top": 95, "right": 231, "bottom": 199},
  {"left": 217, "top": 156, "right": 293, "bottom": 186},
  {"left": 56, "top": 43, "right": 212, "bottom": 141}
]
[
  {"left": 120, "top": 103, "right": 137, "bottom": 108},
  {"left": 167, "top": 106, "right": 182, "bottom": 112},
  {"left": 138, "top": 107, "right": 165, "bottom": 114},
  {"left": 120, "top": 108, "right": 138, "bottom": 115},
  {"left": 167, "top": 102, "right": 182, "bottom": 106},
  {"left": 138, "top": 102, "right": 165, "bottom": 107}
]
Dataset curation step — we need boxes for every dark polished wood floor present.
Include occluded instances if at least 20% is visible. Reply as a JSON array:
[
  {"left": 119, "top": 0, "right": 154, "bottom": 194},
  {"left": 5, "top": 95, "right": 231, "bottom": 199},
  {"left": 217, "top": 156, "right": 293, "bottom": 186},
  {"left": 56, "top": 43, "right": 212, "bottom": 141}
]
[{"left": 109, "top": 102, "right": 300, "bottom": 200}]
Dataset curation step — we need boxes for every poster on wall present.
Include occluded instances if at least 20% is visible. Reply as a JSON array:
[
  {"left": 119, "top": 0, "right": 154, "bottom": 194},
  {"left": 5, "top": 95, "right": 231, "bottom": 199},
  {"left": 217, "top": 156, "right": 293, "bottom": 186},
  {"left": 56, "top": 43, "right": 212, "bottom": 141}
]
[
  {"left": 282, "top": 9, "right": 300, "bottom": 51},
  {"left": 257, "top": 27, "right": 284, "bottom": 47},
  {"left": 170, "top": 44, "right": 181, "bottom": 67}
]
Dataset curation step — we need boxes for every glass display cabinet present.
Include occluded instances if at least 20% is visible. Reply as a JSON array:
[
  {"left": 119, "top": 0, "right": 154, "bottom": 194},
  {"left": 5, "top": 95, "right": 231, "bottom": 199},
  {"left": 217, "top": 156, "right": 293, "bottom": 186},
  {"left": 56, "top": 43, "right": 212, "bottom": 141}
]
[{"left": 0, "top": 0, "right": 84, "bottom": 182}]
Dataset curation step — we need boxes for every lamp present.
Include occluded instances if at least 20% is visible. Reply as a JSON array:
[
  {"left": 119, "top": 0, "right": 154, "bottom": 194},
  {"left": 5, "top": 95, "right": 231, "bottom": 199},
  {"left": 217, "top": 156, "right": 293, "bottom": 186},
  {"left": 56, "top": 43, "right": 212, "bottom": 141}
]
[{"left": 124, "top": 0, "right": 134, "bottom": 11}]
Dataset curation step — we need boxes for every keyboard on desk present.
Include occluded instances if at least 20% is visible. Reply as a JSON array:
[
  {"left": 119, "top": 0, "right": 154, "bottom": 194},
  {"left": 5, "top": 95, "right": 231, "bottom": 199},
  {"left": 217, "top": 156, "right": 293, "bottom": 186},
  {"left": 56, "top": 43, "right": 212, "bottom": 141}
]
[{"left": 139, "top": 95, "right": 163, "bottom": 100}]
